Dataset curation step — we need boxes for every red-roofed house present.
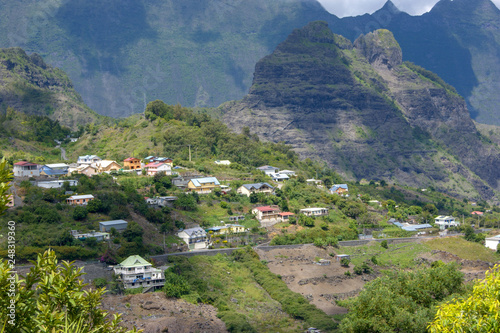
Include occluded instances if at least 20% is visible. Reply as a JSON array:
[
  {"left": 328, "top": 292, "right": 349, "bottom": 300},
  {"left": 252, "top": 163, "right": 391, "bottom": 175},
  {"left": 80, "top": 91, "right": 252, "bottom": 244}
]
[
  {"left": 13, "top": 161, "right": 40, "bottom": 177},
  {"left": 123, "top": 157, "right": 141, "bottom": 170},
  {"left": 471, "top": 211, "right": 484, "bottom": 216},
  {"left": 145, "top": 162, "right": 172, "bottom": 176},
  {"left": 279, "top": 212, "right": 295, "bottom": 222},
  {"left": 252, "top": 205, "right": 281, "bottom": 223}
]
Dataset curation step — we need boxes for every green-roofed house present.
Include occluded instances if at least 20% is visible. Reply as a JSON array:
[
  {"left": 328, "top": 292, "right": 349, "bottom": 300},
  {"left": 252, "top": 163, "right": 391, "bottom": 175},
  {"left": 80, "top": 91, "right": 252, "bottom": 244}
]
[{"left": 113, "top": 255, "right": 164, "bottom": 291}]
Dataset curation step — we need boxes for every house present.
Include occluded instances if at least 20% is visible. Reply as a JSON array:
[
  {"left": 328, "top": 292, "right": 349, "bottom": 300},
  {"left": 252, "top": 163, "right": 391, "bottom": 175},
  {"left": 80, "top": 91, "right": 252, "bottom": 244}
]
[
  {"left": 334, "top": 254, "right": 351, "bottom": 262},
  {"left": 228, "top": 215, "right": 245, "bottom": 222},
  {"left": 67, "top": 194, "right": 94, "bottom": 205},
  {"left": 13, "top": 161, "right": 39, "bottom": 177},
  {"left": 36, "top": 179, "right": 78, "bottom": 189},
  {"left": 257, "top": 165, "right": 280, "bottom": 175},
  {"left": 270, "top": 173, "right": 289, "bottom": 182},
  {"left": 279, "top": 170, "right": 296, "bottom": 177},
  {"left": 77, "top": 155, "right": 101, "bottom": 166},
  {"left": 113, "top": 255, "right": 164, "bottom": 291},
  {"left": 172, "top": 176, "right": 190, "bottom": 189},
  {"left": 187, "top": 177, "right": 220, "bottom": 194},
  {"left": 145, "top": 162, "right": 172, "bottom": 176},
  {"left": 237, "top": 182, "right": 274, "bottom": 197},
  {"left": 206, "top": 224, "right": 246, "bottom": 236},
  {"left": 177, "top": 227, "right": 208, "bottom": 250},
  {"left": 300, "top": 208, "right": 329, "bottom": 217},
  {"left": 434, "top": 216, "right": 459, "bottom": 230},
  {"left": 393, "top": 222, "right": 433, "bottom": 232},
  {"left": 75, "top": 164, "right": 98, "bottom": 177},
  {"left": 471, "top": 211, "right": 484, "bottom": 216},
  {"left": 279, "top": 212, "right": 295, "bottom": 222},
  {"left": 145, "top": 156, "right": 173, "bottom": 166},
  {"left": 252, "top": 206, "right": 281, "bottom": 222},
  {"left": 70, "top": 230, "right": 109, "bottom": 242},
  {"left": 95, "top": 160, "right": 122, "bottom": 173},
  {"left": 485, "top": 235, "right": 500, "bottom": 251},
  {"left": 145, "top": 196, "right": 177, "bottom": 207},
  {"left": 330, "top": 184, "right": 349, "bottom": 195},
  {"left": 214, "top": 160, "right": 231, "bottom": 165},
  {"left": 123, "top": 157, "right": 142, "bottom": 170},
  {"left": 99, "top": 220, "right": 128, "bottom": 232},
  {"left": 40, "top": 163, "right": 69, "bottom": 177},
  {"left": 306, "top": 179, "right": 323, "bottom": 186}
]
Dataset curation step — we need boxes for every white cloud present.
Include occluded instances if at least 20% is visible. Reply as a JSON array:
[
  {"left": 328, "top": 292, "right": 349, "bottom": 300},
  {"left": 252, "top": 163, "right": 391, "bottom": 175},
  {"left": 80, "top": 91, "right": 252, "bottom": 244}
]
[{"left": 317, "top": 0, "right": 500, "bottom": 17}]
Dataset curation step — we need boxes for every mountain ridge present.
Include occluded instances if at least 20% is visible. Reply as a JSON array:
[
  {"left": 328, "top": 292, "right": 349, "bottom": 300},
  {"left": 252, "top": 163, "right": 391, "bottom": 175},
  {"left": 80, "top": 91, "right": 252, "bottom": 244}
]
[{"left": 221, "top": 22, "right": 500, "bottom": 200}]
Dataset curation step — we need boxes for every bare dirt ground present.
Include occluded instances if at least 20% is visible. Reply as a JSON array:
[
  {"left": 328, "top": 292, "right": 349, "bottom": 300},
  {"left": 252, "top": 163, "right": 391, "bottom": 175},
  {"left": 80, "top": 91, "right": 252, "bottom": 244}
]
[
  {"left": 255, "top": 244, "right": 376, "bottom": 315},
  {"left": 101, "top": 293, "right": 227, "bottom": 333}
]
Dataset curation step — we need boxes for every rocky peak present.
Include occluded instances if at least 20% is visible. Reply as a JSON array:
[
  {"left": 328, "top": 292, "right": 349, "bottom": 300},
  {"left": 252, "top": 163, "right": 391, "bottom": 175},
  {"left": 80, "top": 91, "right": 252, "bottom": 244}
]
[
  {"left": 375, "top": 0, "right": 401, "bottom": 15},
  {"left": 353, "top": 29, "right": 402, "bottom": 69}
]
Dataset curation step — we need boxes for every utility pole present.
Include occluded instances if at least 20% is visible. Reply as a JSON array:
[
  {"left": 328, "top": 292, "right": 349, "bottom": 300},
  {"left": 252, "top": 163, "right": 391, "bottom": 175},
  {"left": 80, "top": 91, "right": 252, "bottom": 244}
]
[{"left": 188, "top": 144, "right": 192, "bottom": 162}]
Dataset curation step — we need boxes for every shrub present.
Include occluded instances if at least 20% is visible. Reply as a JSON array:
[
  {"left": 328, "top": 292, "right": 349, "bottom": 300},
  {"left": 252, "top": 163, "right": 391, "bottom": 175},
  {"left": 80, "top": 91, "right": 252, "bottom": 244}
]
[
  {"left": 341, "top": 257, "right": 350, "bottom": 267},
  {"left": 381, "top": 240, "right": 388, "bottom": 249},
  {"left": 353, "top": 265, "right": 363, "bottom": 275}
]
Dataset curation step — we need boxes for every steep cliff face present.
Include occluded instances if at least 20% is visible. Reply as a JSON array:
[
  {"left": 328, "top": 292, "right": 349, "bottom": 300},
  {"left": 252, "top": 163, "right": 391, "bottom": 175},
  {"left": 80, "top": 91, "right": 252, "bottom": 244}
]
[
  {"left": 0, "top": 48, "right": 100, "bottom": 129},
  {"left": 221, "top": 22, "right": 500, "bottom": 199}
]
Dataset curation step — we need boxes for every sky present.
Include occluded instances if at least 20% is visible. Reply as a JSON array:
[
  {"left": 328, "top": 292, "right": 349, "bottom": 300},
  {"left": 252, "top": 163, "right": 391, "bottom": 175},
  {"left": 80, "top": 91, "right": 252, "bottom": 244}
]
[{"left": 317, "top": 0, "right": 500, "bottom": 17}]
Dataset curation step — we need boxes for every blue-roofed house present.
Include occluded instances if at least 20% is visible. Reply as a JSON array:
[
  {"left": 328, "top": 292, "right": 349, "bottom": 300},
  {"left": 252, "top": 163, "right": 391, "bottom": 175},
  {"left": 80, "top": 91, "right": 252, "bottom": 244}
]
[
  {"left": 330, "top": 184, "right": 349, "bottom": 195},
  {"left": 187, "top": 177, "right": 220, "bottom": 194},
  {"left": 40, "top": 163, "right": 69, "bottom": 177},
  {"left": 237, "top": 182, "right": 274, "bottom": 197}
]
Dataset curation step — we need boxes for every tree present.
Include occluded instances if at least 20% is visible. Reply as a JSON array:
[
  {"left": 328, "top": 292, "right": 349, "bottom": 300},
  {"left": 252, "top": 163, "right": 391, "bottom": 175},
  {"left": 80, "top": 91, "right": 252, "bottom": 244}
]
[
  {"left": 0, "top": 158, "right": 13, "bottom": 216},
  {"left": 0, "top": 249, "right": 139, "bottom": 332},
  {"left": 72, "top": 206, "right": 88, "bottom": 220},
  {"left": 429, "top": 264, "right": 500, "bottom": 333},
  {"left": 122, "top": 221, "right": 144, "bottom": 242},
  {"left": 339, "top": 263, "right": 464, "bottom": 333}
]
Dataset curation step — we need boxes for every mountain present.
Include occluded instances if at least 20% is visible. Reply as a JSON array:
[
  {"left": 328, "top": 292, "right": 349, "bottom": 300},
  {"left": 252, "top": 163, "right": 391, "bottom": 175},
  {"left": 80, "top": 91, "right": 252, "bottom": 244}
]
[
  {"left": 0, "top": 47, "right": 100, "bottom": 129},
  {"left": 221, "top": 21, "right": 500, "bottom": 200},
  {"left": 0, "top": 0, "right": 334, "bottom": 118},
  {"left": 327, "top": 0, "right": 500, "bottom": 125},
  {"left": 0, "top": 0, "right": 498, "bottom": 125}
]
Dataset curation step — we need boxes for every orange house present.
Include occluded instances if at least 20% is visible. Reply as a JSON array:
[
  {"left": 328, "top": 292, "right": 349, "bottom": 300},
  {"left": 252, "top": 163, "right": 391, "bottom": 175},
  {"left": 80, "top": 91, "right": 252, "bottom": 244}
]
[
  {"left": 124, "top": 157, "right": 141, "bottom": 170},
  {"left": 67, "top": 194, "right": 94, "bottom": 205}
]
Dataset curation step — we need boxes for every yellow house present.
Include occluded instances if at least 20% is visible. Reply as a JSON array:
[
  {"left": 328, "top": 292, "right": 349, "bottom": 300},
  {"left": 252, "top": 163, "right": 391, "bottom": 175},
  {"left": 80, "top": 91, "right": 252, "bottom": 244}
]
[
  {"left": 187, "top": 177, "right": 220, "bottom": 194},
  {"left": 207, "top": 224, "right": 246, "bottom": 235}
]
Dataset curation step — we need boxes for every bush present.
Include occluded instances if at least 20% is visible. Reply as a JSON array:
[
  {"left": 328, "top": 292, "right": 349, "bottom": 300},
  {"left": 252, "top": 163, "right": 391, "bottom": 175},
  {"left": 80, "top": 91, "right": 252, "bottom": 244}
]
[
  {"left": 381, "top": 240, "right": 388, "bottom": 249},
  {"left": 341, "top": 257, "right": 350, "bottom": 267},
  {"left": 163, "top": 270, "right": 190, "bottom": 298},
  {"left": 93, "top": 278, "right": 108, "bottom": 288},
  {"left": 353, "top": 265, "right": 363, "bottom": 275}
]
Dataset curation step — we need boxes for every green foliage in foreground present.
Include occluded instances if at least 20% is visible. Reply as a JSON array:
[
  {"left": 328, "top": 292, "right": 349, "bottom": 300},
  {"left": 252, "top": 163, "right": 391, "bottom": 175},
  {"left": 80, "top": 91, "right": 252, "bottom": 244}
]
[
  {"left": 429, "top": 264, "right": 500, "bottom": 333},
  {"left": 338, "top": 263, "right": 465, "bottom": 332},
  {"left": 0, "top": 249, "right": 139, "bottom": 333}
]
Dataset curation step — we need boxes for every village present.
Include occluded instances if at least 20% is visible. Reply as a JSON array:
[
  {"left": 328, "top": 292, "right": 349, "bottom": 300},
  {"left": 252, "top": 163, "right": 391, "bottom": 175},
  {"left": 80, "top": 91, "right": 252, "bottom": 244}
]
[{"left": 8, "top": 152, "right": 500, "bottom": 298}]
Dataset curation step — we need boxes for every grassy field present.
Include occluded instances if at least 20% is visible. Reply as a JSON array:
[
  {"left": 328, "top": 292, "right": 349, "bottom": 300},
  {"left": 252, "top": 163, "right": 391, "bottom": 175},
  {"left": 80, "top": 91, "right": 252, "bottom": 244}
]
[
  {"left": 338, "top": 241, "right": 431, "bottom": 269},
  {"left": 424, "top": 237, "right": 499, "bottom": 262}
]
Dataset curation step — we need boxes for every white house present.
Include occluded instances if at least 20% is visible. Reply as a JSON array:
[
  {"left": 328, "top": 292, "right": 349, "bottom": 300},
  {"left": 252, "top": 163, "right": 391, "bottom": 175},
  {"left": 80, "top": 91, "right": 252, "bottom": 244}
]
[
  {"left": 434, "top": 216, "right": 459, "bottom": 230},
  {"left": 279, "top": 170, "right": 296, "bottom": 177},
  {"left": 485, "top": 235, "right": 500, "bottom": 251},
  {"left": 237, "top": 183, "right": 274, "bottom": 197},
  {"left": 113, "top": 255, "right": 164, "bottom": 291},
  {"left": 144, "top": 162, "right": 172, "bottom": 176},
  {"left": 36, "top": 179, "right": 78, "bottom": 189},
  {"left": 77, "top": 155, "right": 101, "bottom": 166},
  {"left": 300, "top": 207, "right": 329, "bottom": 217},
  {"left": 13, "top": 161, "right": 40, "bottom": 177},
  {"left": 70, "top": 230, "right": 109, "bottom": 242},
  {"left": 214, "top": 160, "right": 231, "bottom": 165},
  {"left": 270, "top": 173, "right": 289, "bottom": 182},
  {"left": 256, "top": 165, "right": 280, "bottom": 176},
  {"left": 177, "top": 227, "right": 208, "bottom": 250}
]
